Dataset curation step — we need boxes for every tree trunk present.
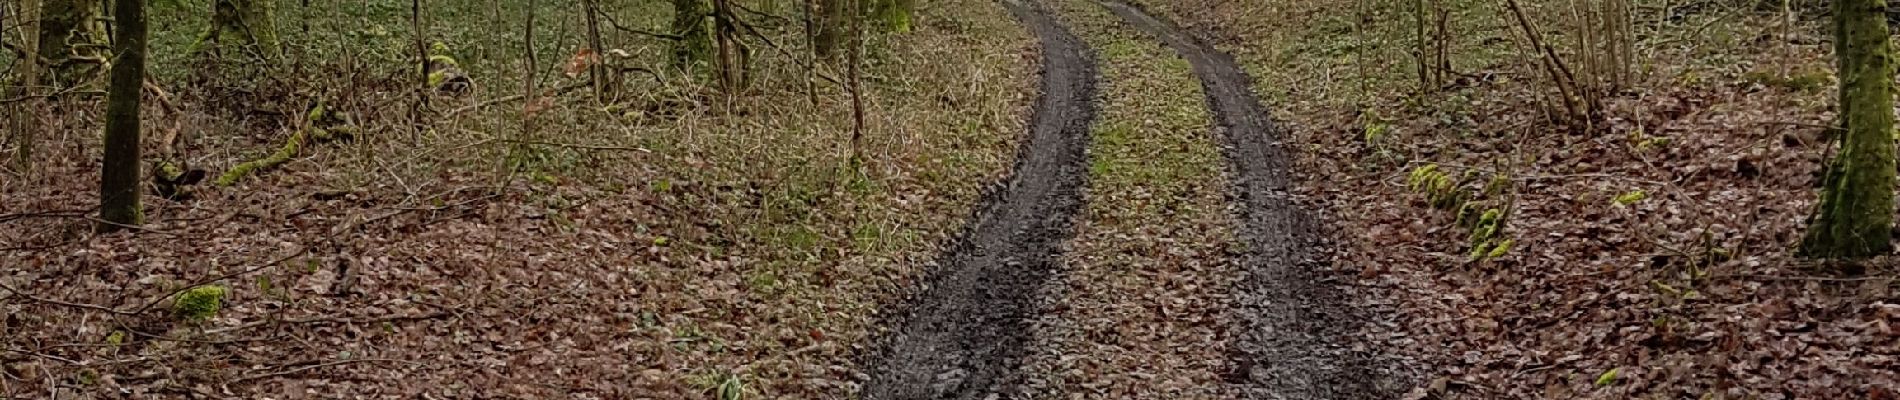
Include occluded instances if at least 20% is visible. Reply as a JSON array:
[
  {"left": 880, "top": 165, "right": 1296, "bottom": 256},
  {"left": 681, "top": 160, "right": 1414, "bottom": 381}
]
[
  {"left": 813, "top": 0, "right": 844, "bottom": 58},
  {"left": 1802, "top": 0, "right": 1896, "bottom": 259},
  {"left": 198, "top": 0, "right": 278, "bottom": 58},
  {"left": 846, "top": 0, "right": 864, "bottom": 163},
  {"left": 11, "top": 0, "right": 45, "bottom": 173},
  {"left": 36, "top": 0, "right": 107, "bottom": 88},
  {"left": 582, "top": 0, "right": 608, "bottom": 99},
  {"left": 872, "top": 0, "right": 911, "bottom": 32},
  {"left": 98, "top": 0, "right": 145, "bottom": 231},
  {"left": 670, "top": 0, "right": 712, "bottom": 69}
]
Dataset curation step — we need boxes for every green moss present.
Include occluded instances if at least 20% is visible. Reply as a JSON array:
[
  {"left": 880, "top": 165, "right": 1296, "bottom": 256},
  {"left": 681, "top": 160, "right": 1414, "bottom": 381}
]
[
  {"left": 306, "top": 102, "right": 328, "bottom": 122},
  {"left": 173, "top": 285, "right": 227, "bottom": 321},
  {"left": 216, "top": 128, "right": 307, "bottom": 186},
  {"left": 1802, "top": 0, "right": 1897, "bottom": 259},
  {"left": 718, "top": 375, "right": 744, "bottom": 400},
  {"left": 428, "top": 70, "right": 452, "bottom": 88},
  {"left": 1486, "top": 239, "right": 1514, "bottom": 258},
  {"left": 1742, "top": 69, "right": 1831, "bottom": 93},
  {"left": 1406, "top": 164, "right": 1471, "bottom": 208},
  {"left": 1613, "top": 190, "right": 1646, "bottom": 206},
  {"left": 1468, "top": 208, "right": 1509, "bottom": 260},
  {"left": 105, "top": 330, "right": 126, "bottom": 346},
  {"left": 670, "top": 0, "right": 713, "bottom": 68}
]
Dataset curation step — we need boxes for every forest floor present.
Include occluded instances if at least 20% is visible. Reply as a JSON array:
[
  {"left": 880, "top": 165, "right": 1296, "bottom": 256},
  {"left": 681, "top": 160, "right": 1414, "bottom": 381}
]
[
  {"left": 3, "top": 0, "right": 1047, "bottom": 397},
  {"left": 5, "top": 0, "right": 1898, "bottom": 398},
  {"left": 1128, "top": 0, "right": 1900, "bottom": 398}
]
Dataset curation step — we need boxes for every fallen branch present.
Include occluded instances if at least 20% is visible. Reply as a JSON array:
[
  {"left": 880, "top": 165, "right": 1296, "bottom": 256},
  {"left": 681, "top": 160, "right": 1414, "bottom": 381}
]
[
  {"left": 126, "top": 247, "right": 312, "bottom": 315},
  {"left": 599, "top": 11, "right": 684, "bottom": 41},
  {"left": 85, "top": 216, "right": 183, "bottom": 236},
  {"left": 0, "top": 88, "right": 105, "bottom": 104},
  {"left": 216, "top": 103, "right": 354, "bottom": 187},
  {"left": 499, "top": 139, "right": 651, "bottom": 153},
  {"left": 203, "top": 311, "right": 450, "bottom": 335},
  {"left": 0, "top": 209, "right": 92, "bottom": 223},
  {"left": 232, "top": 358, "right": 421, "bottom": 383},
  {"left": 446, "top": 81, "right": 589, "bottom": 117},
  {"left": 0, "top": 281, "right": 130, "bottom": 315},
  {"left": 0, "top": 247, "right": 308, "bottom": 316}
]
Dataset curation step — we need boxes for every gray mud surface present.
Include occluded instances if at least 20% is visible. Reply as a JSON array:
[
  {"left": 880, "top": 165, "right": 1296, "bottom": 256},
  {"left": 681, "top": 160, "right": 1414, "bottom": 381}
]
[
  {"left": 1098, "top": 2, "right": 1406, "bottom": 398},
  {"left": 858, "top": 1, "right": 1097, "bottom": 398}
]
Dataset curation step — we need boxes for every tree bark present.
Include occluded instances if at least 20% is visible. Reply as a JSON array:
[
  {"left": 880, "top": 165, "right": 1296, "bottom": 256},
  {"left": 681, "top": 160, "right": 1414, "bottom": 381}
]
[
  {"left": 670, "top": 0, "right": 712, "bottom": 68},
  {"left": 36, "top": 0, "right": 107, "bottom": 88},
  {"left": 813, "top": 0, "right": 843, "bottom": 58},
  {"left": 582, "top": 0, "right": 608, "bottom": 99},
  {"left": 11, "top": 0, "right": 45, "bottom": 173},
  {"left": 1802, "top": 0, "right": 1896, "bottom": 259},
  {"left": 98, "top": 0, "right": 144, "bottom": 231},
  {"left": 846, "top": 0, "right": 863, "bottom": 163},
  {"left": 199, "top": 0, "right": 278, "bottom": 58},
  {"left": 872, "top": 0, "right": 911, "bottom": 32}
]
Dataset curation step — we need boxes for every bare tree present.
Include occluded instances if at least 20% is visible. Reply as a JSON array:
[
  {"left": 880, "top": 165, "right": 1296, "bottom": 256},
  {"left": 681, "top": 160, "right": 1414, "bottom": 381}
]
[
  {"left": 583, "top": 0, "right": 608, "bottom": 100},
  {"left": 99, "top": 0, "right": 145, "bottom": 230},
  {"left": 1802, "top": 0, "right": 1896, "bottom": 259},
  {"left": 847, "top": 0, "right": 864, "bottom": 164},
  {"left": 36, "top": 0, "right": 106, "bottom": 88}
]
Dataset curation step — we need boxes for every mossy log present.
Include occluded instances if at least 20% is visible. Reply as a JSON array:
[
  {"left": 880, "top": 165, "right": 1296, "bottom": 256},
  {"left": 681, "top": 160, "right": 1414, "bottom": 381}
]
[
  {"left": 215, "top": 127, "right": 306, "bottom": 187},
  {"left": 426, "top": 43, "right": 472, "bottom": 95},
  {"left": 215, "top": 103, "right": 352, "bottom": 187}
]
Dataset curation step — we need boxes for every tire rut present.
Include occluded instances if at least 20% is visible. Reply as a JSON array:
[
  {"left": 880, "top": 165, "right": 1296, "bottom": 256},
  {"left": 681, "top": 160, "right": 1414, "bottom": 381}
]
[
  {"left": 1096, "top": 2, "right": 1403, "bottom": 399},
  {"left": 858, "top": 1, "right": 1097, "bottom": 398}
]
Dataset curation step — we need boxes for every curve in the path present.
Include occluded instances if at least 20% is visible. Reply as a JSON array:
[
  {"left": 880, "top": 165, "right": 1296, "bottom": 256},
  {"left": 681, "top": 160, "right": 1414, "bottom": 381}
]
[
  {"left": 1097, "top": 2, "right": 1401, "bottom": 399},
  {"left": 858, "top": 1, "right": 1096, "bottom": 398}
]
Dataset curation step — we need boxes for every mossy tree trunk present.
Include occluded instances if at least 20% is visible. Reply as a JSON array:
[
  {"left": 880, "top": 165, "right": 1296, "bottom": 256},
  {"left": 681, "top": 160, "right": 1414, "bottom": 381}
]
[
  {"left": 813, "top": 0, "right": 905, "bottom": 59},
  {"left": 36, "top": 0, "right": 107, "bottom": 88},
  {"left": 870, "top": 0, "right": 911, "bottom": 33},
  {"left": 198, "top": 0, "right": 279, "bottom": 58},
  {"left": 813, "top": 0, "right": 845, "bottom": 59},
  {"left": 1801, "top": 0, "right": 1897, "bottom": 259},
  {"left": 670, "top": 0, "right": 712, "bottom": 69},
  {"left": 99, "top": 0, "right": 146, "bottom": 231}
]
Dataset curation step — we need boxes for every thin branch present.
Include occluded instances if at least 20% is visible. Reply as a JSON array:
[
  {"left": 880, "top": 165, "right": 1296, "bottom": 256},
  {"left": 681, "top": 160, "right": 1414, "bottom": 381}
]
[
  {"left": 0, "top": 88, "right": 106, "bottom": 104},
  {"left": 445, "top": 82, "right": 589, "bottom": 117},
  {"left": 125, "top": 246, "right": 310, "bottom": 314},
  {"left": 231, "top": 358, "right": 421, "bottom": 383},
  {"left": 729, "top": 1, "right": 790, "bottom": 23},
  {"left": 1745, "top": 274, "right": 1896, "bottom": 282},
  {"left": 0, "top": 281, "right": 130, "bottom": 314},
  {"left": 499, "top": 139, "right": 652, "bottom": 153},
  {"left": 732, "top": 12, "right": 845, "bottom": 86},
  {"left": 0, "top": 247, "right": 312, "bottom": 316},
  {"left": 203, "top": 311, "right": 450, "bottom": 335},
  {"left": 599, "top": 11, "right": 684, "bottom": 41},
  {"left": 85, "top": 216, "right": 183, "bottom": 236},
  {"left": 0, "top": 209, "right": 92, "bottom": 223}
]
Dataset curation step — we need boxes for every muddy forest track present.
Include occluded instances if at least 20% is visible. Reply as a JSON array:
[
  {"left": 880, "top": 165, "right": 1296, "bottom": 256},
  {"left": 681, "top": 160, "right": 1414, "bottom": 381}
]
[
  {"left": 857, "top": 1, "right": 1096, "bottom": 399},
  {"left": 1097, "top": 2, "right": 1402, "bottom": 399}
]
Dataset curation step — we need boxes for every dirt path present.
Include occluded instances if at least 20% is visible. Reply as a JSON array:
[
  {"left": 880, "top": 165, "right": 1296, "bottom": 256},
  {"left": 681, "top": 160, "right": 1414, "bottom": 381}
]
[
  {"left": 857, "top": 1, "right": 1097, "bottom": 398},
  {"left": 1096, "top": 2, "right": 1404, "bottom": 398}
]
